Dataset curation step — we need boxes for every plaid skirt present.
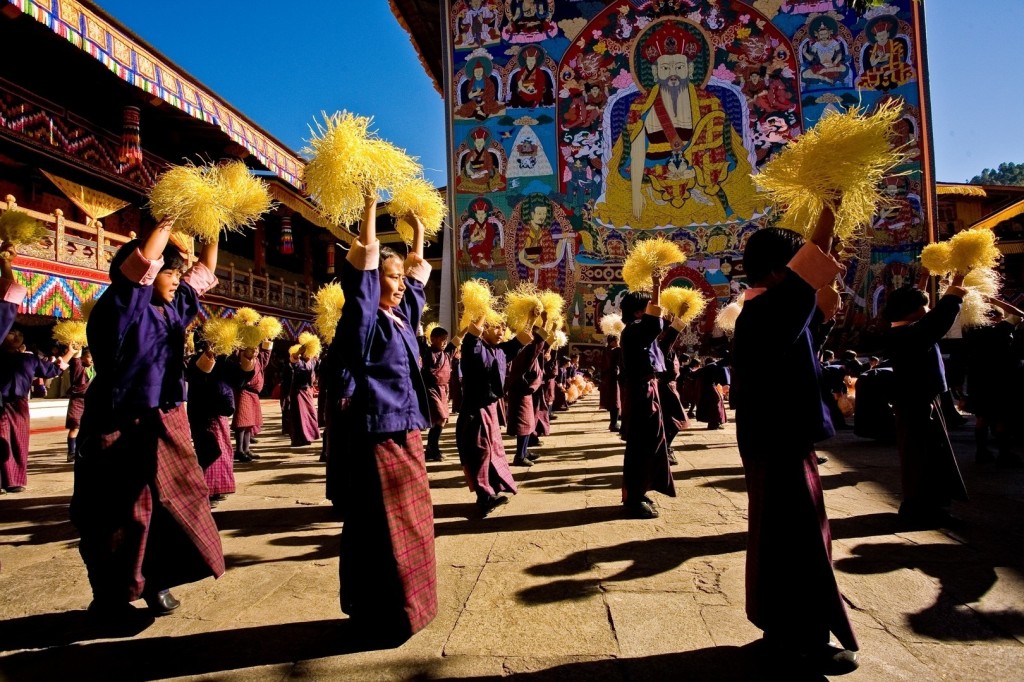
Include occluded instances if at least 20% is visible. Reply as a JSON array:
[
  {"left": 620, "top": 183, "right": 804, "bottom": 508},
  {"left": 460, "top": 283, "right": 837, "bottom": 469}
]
[
  {"left": 66, "top": 397, "right": 86, "bottom": 430},
  {"left": 71, "top": 404, "right": 225, "bottom": 602},
  {"left": 426, "top": 384, "right": 450, "bottom": 426},
  {"left": 289, "top": 388, "right": 320, "bottom": 446},
  {"left": 340, "top": 428, "right": 437, "bottom": 635},
  {"left": 232, "top": 389, "right": 263, "bottom": 432},
  {"left": 193, "top": 415, "right": 235, "bottom": 495},
  {"left": 0, "top": 397, "right": 30, "bottom": 489},
  {"left": 457, "top": 401, "right": 517, "bottom": 497}
]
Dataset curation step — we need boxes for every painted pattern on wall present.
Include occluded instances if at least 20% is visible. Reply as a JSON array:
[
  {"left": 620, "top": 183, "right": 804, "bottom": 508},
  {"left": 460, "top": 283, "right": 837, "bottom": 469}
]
[{"left": 446, "top": 0, "right": 929, "bottom": 349}]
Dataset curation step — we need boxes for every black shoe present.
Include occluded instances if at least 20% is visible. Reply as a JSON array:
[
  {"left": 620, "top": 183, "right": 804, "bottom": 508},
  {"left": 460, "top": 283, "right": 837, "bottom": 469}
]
[
  {"left": 625, "top": 500, "right": 659, "bottom": 519},
  {"left": 667, "top": 452, "right": 678, "bottom": 465},
  {"left": 87, "top": 599, "right": 154, "bottom": 634},
  {"left": 479, "top": 495, "right": 509, "bottom": 517},
  {"left": 144, "top": 589, "right": 180, "bottom": 616},
  {"left": 610, "top": 424, "right": 619, "bottom": 432},
  {"left": 526, "top": 451, "right": 540, "bottom": 462},
  {"left": 249, "top": 438, "right": 259, "bottom": 444},
  {"left": 425, "top": 446, "right": 444, "bottom": 462},
  {"left": 248, "top": 452, "right": 261, "bottom": 460},
  {"left": 803, "top": 643, "right": 859, "bottom": 675},
  {"left": 6, "top": 486, "right": 24, "bottom": 493},
  {"left": 234, "top": 453, "right": 253, "bottom": 463},
  {"left": 550, "top": 415, "right": 558, "bottom": 421},
  {"left": 511, "top": 457, "right": 533, "bottom": 467},
  {"left": 817, "top": 456, "right": 828, "bottom": 465},
  {"left": 641, "top": 495, "right": 657, "bottom": 508},
  {"left": 67, "top": 453, "right": 76, "bottom": 463}
]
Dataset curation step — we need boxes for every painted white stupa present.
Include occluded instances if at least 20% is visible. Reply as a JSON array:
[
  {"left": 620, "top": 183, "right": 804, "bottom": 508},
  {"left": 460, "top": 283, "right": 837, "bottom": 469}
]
[{"left": 507, "top": 125, "right": 553, "bottom": 178}]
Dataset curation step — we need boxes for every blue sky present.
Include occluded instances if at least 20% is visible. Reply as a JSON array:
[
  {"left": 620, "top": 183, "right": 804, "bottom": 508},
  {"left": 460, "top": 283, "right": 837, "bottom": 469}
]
[{"left": 96, "top": 1, "right": 1022, "bottom": 186}]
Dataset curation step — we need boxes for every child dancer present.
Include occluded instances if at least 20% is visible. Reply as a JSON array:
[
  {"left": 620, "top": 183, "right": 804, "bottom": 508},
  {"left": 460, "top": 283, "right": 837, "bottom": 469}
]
[
  {"left": 71, "top": 219, "right": 225, "bottom": 621},
  {"left": 334, "top": 192, "right": 436, "bottom": 640},
  {"left": 233, "top": 339, "right": 272, "bottom": 461},
  {"left": 599, "top": 335, "right": 622, "bottom": 432},
  {"left": 506, "top": 317, "right": 549, "bottom": 467},
  {"left": 287, "top": 345, "right": 320, "bottom": 447},
  {"left": 732, "top": 205, "right": 858, "bottom": 673},
  {"left": 65, "top": 347, "right": 94, "bottom": 462},
  {"left": 420, "top": 326, "right": 455, "bottom": 462},
  {"left": 0, "top": 329, "right": 76, "bottom": 491}
]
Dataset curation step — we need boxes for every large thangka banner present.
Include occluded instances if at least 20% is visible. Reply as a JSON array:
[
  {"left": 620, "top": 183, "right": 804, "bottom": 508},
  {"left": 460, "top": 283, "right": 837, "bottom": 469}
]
[{"left": 445, "top": 0, "right": 930, "bottom": 351}]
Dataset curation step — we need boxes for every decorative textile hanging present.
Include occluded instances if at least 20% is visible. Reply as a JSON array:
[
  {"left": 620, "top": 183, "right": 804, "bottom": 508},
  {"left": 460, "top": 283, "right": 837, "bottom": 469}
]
[
  {"left": 326, "top": 243, "right": 335, "bottom": 274},
  {"left": 280, "top": 215, "right": 294, "bottom": 255},
  {"left": 119, "top": 106, "right": 142, "bottom": 168},
  {"left": 41, "top": 171, "right": 130, "bottom": 225}
]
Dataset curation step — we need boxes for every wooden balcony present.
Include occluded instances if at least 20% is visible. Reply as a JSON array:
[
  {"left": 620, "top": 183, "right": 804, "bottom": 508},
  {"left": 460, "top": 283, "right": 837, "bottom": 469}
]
[{"left": 0, "top": 194, "right": 312, "bottom": 315}]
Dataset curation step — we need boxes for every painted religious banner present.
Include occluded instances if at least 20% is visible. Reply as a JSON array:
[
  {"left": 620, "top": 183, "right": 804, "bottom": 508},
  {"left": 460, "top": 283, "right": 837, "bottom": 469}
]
[{"left": 445, "top": 0, "right": 932, "bottom": 350}]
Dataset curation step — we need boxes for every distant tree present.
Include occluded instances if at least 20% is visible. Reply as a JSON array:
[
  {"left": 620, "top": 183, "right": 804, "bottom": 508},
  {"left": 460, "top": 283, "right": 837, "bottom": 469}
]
[{"left": 969, "top": 162, "right": 1024, "bottom": 186}]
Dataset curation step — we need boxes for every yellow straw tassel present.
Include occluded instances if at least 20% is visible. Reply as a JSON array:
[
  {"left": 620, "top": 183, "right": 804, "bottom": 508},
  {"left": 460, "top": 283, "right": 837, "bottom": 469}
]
[
  {"left": 258, "top": 316, "right": 283, "bottom": 342},
  {"left": 289, "top": 343, "right": 302, "bottom": 356},
  {"left": 715, "top": 300, "right": 744, "bottom": 335},
  {"left": 958, "top": 267, "right": 1002, "bottom": 329},
  {"left": 389, "top": 177, "right": 447, "bottom": 242},
  {"left": 920, "top": 242, "right": 952, "bottom": 276},
  {"left": 599, "top": 313, "right": 625, "bottom": 337},
  {"left": 202, "top": 317, "right": 241, "bottom": 356},
  {"left": 483, "top": 307, "right": 504, "bottom": 328},
  {"left": 948, "top": 228, "right": 1000, "bottom": 274},
  {"left": 215, "top": 162, "right": 274, "bottom": 231},
  {"left": 661, "top": 287, "right": 708, "bottom": 326},
  {"left": 313, "top": 283, "right": 345, "bottom": 344},
  {"left": 149, "top": 163, "right": 231, "bottom": 244},
  {"left": 237, "top": 324, "right": 266, "bottom": 350},
  {"left": 52, "top": 320, "right": 87, "bottom": 347},
  {"left": 234, "top": 307, "right": 262, "bottom": 326},
  {"left": 300, "top": 334, "right": 323, "bottom": 360},
  {"left": 78, "top": 297, "right": 98, "bottom": 322},
  {"left": 622, "top": 238, "right": 686, "bottom": 292},
  {"left": 538, "top": 290, "right": 566, "bottom": 331},
  {"left": 552, "top": 330, "right": 568, "bottom": 350},
  {"left": 754, "top": 100, "right": 908, "bottom": 240},
  {"left": 503, "top": 283, "right": 543, "bottom": 334},
  {"left": 459, "top": 279, "right": 493, "bottom": 330},
  {"left": 0, "top": 210, "right": 49, "bottom": 246}
]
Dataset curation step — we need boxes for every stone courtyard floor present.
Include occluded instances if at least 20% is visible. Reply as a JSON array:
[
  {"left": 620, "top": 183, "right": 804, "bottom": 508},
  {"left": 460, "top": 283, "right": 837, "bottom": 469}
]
[{"left": 1, "top": 395, "right": 1023, "bottom": 681}]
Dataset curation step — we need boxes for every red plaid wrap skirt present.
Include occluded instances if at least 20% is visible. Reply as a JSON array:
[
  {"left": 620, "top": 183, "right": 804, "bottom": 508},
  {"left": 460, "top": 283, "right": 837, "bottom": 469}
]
[
  {"left": 340, "top": 428, "right": 437, "bottom": 635},
  {"left": 426, "top": 384, "right": 450, "bottom": 426},
  {"left": 289, "top": 387, "right": 320, "bottom": 446},
  {"left": 71, "top": 404, "right": 225, "bottom": 601},
  {"left": 0, "top": 397, "right": 31, "bottom": 489},
  {"left": 232, "top": 389, "right": 263, "bottom": 432},
  {"left": 457, "top": 402, "right": 517, "bottom": 497},
  {"left": 66, "top": 397, "right": 86, "bottom": 430},
  {"left": 195, "top": 415, "right": 235, "bottom": 495}
]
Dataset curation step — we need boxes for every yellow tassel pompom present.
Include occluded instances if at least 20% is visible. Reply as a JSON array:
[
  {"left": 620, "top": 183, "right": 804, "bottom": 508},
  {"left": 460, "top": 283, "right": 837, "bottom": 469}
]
[
  {"left": 754, "top": 101, "right": 907, "bottom": 240},
  {"left": 660, "top": 287, "right": 708, "bottom": 327},
  {"left": 234, "top": 307, "right": 262, "bottom": 327},
  {"left": 957, "top": 267, "right": 1002, "bottom": 329},
  {"left": 214, "top": 162, "right": 275, "bottom": 231},
  {"left": 259, "top": 316, "right": 282, "bottom": 342},
  {"left": 503, "top": 283, "right": 543, "bottom": 334},
  {"left": 300, "top": 333, "right": 322, "bottom": 360},
  {"left": 715, "top": 300, "right": 744, "bottom": 335},
  {"left": 389, "top": 177, "right": 446, "bottom": 243},
  {"left": 202, "top": 317, "right": 241, "bottom": 356},
  {"left": 302, "top": 112, "right": 420, "bottom": 226},
  {"left": 149, "top": 163, "right": 230, "bottom": 244},
  {"left": 459, "top": 279, "right": 493, "bottom": 330},
  {"left": 52, "top": 320, "right": 88, "bottom": 348},
  {"left": 289, "top": 343, "right": 302, "bottom": 356},
  {"left": 948, "top": 228, "right": 1000, "bottom": 275},
  {"left": 78, "top": 297, "right": 98, "bottom": 321},
  {"left": 237, "top": 324, "right": 266, "bottom": 350},
  {"left": 483, "top": 307, "right": 505, "bottom": 328},
  {"left": 599, "top": 313, "right": 625, "bottom": 337},
  {"left": 920, "top": 242, "right": 952, "bottom": 276},
  {"left": 552, "top": 330, "right": 568, "bottom": 350},
  {"left": 622, "top": 238, "right": 686, "bottom": 292},
  {"left": 538, "top": 290, "right": 566, "bottom": 331},
  {"left": 0, "top": 210, "right": 49, "bottom": 246},
  {"left": 313, "top": 282, "right": 345, "bottom": 344},
  {"left": 424, "top": 321, "right": 439, "bottom": 339}
]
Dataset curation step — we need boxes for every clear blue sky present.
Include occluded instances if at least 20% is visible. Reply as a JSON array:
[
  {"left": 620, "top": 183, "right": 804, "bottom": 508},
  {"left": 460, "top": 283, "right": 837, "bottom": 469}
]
[{"left": 95, "top": 0, "right": 1022, "bottom": 186}]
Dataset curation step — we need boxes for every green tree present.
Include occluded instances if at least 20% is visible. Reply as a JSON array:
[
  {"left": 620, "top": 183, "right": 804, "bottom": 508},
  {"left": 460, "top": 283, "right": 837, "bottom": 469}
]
[{"left": 969, "top": 162, "right": 1024, "bottom": 186}]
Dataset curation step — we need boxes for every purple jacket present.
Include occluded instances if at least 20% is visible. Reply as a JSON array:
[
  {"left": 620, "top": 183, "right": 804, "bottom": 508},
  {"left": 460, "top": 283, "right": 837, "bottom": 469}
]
[
  {"left": 335, "top": 240, "right": 431, "bottom": 434},
  {"left": 0, "top": 279, "right": 26, "bottom": 343},
  {"left": 0, "top": 351, "right": 64, "bottom": 399},
  {"left": 621, "top": 307, "right": 668, "bottom": 382},
  {"left": 460, "top": 330, "right": 511, "bottom": 410},
  {"left": 84, "top": 243, "right": 217, "bottom": 420}
]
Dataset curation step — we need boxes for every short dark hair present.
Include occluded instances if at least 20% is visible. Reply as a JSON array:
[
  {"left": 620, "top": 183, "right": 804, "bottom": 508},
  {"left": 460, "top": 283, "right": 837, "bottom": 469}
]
[
  {"left": 429, "top": 326, "right": 449, "bottom": 340},
  {"left": 742, "top": 227, "right": 805, "bottom": 284},
  {"left": 883, "top": 287, "right": 929, "bottom": 322},
  {"left": 620, "top": 290, "right": 651, "bottom": 320},
  {"left": 160, "top": 243, "right": 186, "bottom": 273},
  {"left": 380, "top": 246, "right": 402, "bottom": 266}
]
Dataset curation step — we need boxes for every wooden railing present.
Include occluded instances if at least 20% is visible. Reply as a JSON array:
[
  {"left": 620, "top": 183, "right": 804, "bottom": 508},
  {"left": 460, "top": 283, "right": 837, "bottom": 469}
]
[{"left": 0, "top": 195, "right": 312, "bottom": 314}]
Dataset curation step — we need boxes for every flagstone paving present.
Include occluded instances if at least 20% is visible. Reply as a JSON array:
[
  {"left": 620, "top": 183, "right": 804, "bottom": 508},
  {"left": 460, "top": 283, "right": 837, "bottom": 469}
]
[{"left": 1, "top": 397, "right": 1022, "bottom": 681}]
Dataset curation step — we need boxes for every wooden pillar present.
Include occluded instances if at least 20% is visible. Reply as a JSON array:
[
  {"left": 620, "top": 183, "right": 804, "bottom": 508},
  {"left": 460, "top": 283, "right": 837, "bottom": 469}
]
[{"left": 253, "top": 221, "right": 266, "bottom": 275}]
